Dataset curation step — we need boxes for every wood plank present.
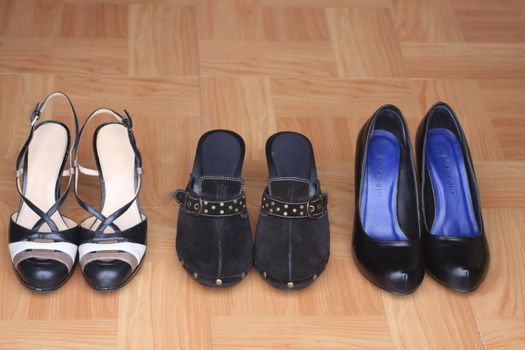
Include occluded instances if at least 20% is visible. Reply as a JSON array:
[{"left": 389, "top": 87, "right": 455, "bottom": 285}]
[
  {"left": 393, "top": 0, "right": 463, "bottom": 42},
  {"left": 211, "top": 316, "right": 393, "bottom": 349},
  {"left": 263, "top": 7, "right": 330, "bottom": 41},
  {"left": 54, "top": 75, "right": 201, "bottom": 118},
  {"left": 0, "top": 320, "right": 117, "bottom": 349},
  {"left": 0, "top": 38, "right": 127, "bottom": 74},
  {"left": 477, "top": 162, "right": 525, "bottom": 209},
  {"left": 196, "top": 0, "right": 264, "bottom": 40},
  {"left": 478, "top": 80, "right": 525, "bottom": 160},
  {"left": 401, "top": 43, "right": 525, "bottom": 78},
  {"left": 383, "top": 279, "right": 484, "bottom": 349},
  {"left": 272, "top": 78, "right": 419, "bottom": 119},
  {"left": 477, "top": 317, "right": 525, "bottom": 350},
  {"left": 128, "top": 5, "right": 199, "bottom": 75},
  {"left": 261, "top": 0, "right": 391, "bottom": 7},
  {"left": 455, "top": 8, "right": 525, "bottom": 43},
  {"left": 199, "top": 41, "right": 337, "bottom": 77},
  {"left": 327, "top": 8, "right": 406, "bottom": 78}
]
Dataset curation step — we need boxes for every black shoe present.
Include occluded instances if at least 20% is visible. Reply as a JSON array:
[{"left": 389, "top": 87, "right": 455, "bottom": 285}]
[
  {"left": 416, "top": 102, "right": 489, "bottom": 292},
  {"left": 254, "top": 132, "right": 329, "bottom": 290},
  {"left": 353, "top": 105, "right": 424, "bottom": 295},
  {"left": 9, "top": 92, "right": 80, "bottom": 291},
  {"left": 74, "top": 108, "right": 147, "bottom": 291},
  {"left": 174, "top": 130, "right": 253, "bottom": 288}
]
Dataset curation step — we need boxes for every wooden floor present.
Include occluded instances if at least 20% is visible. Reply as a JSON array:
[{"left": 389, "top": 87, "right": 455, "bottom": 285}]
[{"left": 1, "top": 0, "right": 525, "bottom": 349}]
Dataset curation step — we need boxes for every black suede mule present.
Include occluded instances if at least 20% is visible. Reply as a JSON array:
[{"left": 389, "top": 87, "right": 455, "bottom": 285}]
[
  {"left": 74, "top": 108, "right": 147, "bottom": 291},
  {"left": 174, "top": 130, "right": 253, "bottom": 288},
  {"left": 255, "top": 132, "right": 329, "bottom": 290},
  {"left": 9, "top": 92, "right": 79, "bottom": 291},
  {"left": 353, "top": 105, "right": 424, "bottom": 295},
  {"left": 416, "top": 102, "right": 489, "bottom": 292}
]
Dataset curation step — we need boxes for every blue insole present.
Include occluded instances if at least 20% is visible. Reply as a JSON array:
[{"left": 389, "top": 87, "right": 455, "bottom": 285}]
[
  {"left": 271, "top": 134, "right": 310, "bottom": 178},
  {"left": 201, "top": 132, "right": 242, "bottom": 177},
  {"left": 425, "top": 128, "right": 479, "bottom": 237},
  {"left": 360, "top": 130, "right": 407, "bottom": 241}
]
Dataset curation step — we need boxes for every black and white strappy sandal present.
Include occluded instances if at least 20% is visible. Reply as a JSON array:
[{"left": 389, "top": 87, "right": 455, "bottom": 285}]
[
  {"left": 8, "top": 92, "right": 80, "bottom": 291},
  {"left": 74, "top": 108, "right": 146, "bottom": 291}
]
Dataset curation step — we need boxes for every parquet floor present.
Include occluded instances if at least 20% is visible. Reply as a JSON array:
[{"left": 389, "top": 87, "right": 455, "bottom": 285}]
[{"left": 1, "top": 0, "right": 524, "bottom": 349}]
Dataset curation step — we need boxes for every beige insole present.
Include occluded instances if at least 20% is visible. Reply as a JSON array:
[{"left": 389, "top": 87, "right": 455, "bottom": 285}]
[
  {"left": 16, "top": 123, "right": 69, "bottom": 232},
  {"left": 87, "top": 123, "right": 142, "bottom": 232}
]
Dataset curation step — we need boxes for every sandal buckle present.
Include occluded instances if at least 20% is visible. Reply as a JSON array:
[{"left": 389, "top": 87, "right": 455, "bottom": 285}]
[{"left": 30, "top": 103, "right": 41, "bottom": 126}]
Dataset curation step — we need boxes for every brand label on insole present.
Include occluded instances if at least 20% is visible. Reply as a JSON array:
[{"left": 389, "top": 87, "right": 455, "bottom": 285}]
[
  {"left": 374, "top": 151, "right": 385, "bottom": 197},
  {"left": 438, "top": 150, "right": 455, "bottom": 195}
]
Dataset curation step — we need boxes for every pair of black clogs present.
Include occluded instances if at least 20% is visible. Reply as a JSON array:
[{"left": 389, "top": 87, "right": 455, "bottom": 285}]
[
  {"left": 354, "top": 102, "right": 490, "bottom": 295},
  {"left": 174, "top": 131, "right": 329, "bottom": 290}
]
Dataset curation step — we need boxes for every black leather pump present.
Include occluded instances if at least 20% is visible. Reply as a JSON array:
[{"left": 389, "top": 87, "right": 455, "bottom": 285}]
[
  {"left": 416, "top": 102, "right": 489, "bottom": 292},
  {"left": 9, "top": 92, "right": 80, "bottom": 291},
  {"left": 353, "top": 105, "right": 424, "bottom": 295},
  {"left": 174, "top": 130, "right": 253, "bottom": 288},
  {"left": 255, "top": 132, "right": 329, "bottom": 290}
]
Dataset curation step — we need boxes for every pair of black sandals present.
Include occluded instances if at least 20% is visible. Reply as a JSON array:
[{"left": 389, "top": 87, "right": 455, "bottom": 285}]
[{"left": 174, "top": 131, "right": 330, "bottom": 290}]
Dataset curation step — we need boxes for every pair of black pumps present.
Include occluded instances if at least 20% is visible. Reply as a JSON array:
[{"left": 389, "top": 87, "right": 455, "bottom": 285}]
[
  {"left": 174, "top": 131, "right": 330, "bottom": 290},
  {"left": 9, "top": 92, "right": 147, "bottom": 292},
  {"left": 354, "top": 103, "right": 490, "bottom": 295}
]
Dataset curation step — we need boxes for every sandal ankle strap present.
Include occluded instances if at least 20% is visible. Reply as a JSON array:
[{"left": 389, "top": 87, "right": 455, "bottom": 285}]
[{"left": 15, "top": 91, "right": 79, "bottom": 232}]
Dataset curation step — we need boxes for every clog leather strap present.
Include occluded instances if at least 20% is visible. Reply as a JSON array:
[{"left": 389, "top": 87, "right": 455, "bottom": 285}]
[
  {"left": 174, "top": 189, "right": 247, "bottom": 217},
  {"left": 260, "top": 192, "right": 327, "bottom": 219}
]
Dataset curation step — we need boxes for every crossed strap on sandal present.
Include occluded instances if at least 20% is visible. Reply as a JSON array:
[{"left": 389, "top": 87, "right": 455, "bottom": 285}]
[
  {"left": 73, "top": 108, "right": 147, "bottom": 290},
  {"left": 73, "top": 108, "right": 143, "bottom": 234}
]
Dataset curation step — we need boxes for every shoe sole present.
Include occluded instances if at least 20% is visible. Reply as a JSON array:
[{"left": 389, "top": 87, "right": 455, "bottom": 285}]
[
  {"left": 177, "top": 251, "right": 250, "bottom": 288},
  {"left": 254, "top": 263, "right": 326, "bottom": 291}
]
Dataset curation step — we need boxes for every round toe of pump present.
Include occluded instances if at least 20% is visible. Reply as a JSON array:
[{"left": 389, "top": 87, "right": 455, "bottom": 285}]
[
  {"left": 355, "top": 259, "right": 424, "bottom": 295},
  {"left": 431, "top": 265, "right": 487, "bottom": 293},
  {"left": 380, "top": 270, "right": 424, "bottom": 295},
  {"left": 83, "top": 260, "right": 133, "bottom": 291},
  {"left": 16, "top": 258, "right": 70, "bottom": 291}
]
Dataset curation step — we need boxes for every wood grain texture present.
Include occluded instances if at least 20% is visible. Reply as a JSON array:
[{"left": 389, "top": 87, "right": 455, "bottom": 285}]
[
  {"left": 129, "top": 4, "right": 199, "bottom": 75},
  {"left": 211, "top": 316, "right": 392, "bottom": 349},
  {"left": 1, "top": 0, "right": 524, "bottom": 349}
]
